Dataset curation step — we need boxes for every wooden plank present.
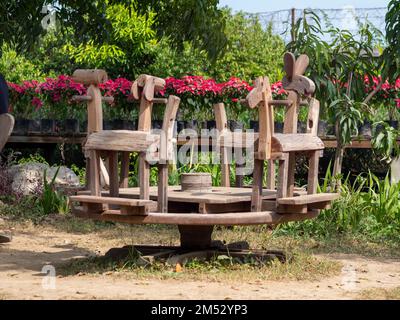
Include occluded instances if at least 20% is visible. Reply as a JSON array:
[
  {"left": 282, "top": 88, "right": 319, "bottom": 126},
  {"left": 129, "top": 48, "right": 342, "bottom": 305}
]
[
  {"left": 277, "top": 193, "right": 339, "bottom": 205},
  {"left": 120, "top": 206, "right": 149, "bottom": 216},
  {"left": 108, "top": 151, "right": 119, "bottom": 197},
  {"left": 257, "top": 76, "right": 273, "bottom": 160},
  {"left": 70, "top": 195, "right": 154, "bottom": 206},
  {"left": 277, "top": 154, "right": 289, "bottom": 199},
  {"left": 199, "top": 201, "right": 251, "bottom": 214},
  {"left": 272, "top": 134, "right": 324, "bottom": 152},
  {"left": 266, "top": 160, "right": 275, "bottom": 190},
  {"left": 214, "top": 103, "right": 230, "bottom": 187},
  {"left": 73, "top": 207, "right": 320, "bottom": 225},
  {"left": 139, "top": 152, "right": 150, "bottom": 200},
  {"left": 85, "top": 130, "right": 159, "bottom": 152},
  {"left": 157, "top": 164, "right": 168, "bottom": 213},
  {"left": 251, "top": 159, "right": 264, "bottom": 212},
  {"left": 120, "top": 152, "right": 130, "bottom": 188},
  {"left": 307, "top": 151, "right": 319, "bottom": 194},
  {"left": 306, "top": 98, "right": 320, "bottom": 136},
  {"left": 89, "top": 150, "right": 100, "bottom": 196},
  {"left": 86, "top": 85, "right": 103, "bottom": 134},
  {"left": 160, "top": 95, "right": 180, "bottom": 163}
]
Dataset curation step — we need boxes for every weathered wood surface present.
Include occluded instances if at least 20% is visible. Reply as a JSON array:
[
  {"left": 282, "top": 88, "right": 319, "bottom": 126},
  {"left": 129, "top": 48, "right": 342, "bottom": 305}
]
[
  {"left": 272, "top": 134, "right": 324, "bottom": 152},
  {"left": 73, "top": 206, "right": 320, "bottom": 226},
  {"left": 78, "top": 186, "right": 307, "bottom": 205},
  {"left": 84, "top": 130, "right": 160, "bottom": 152},
  {"left": 276, "top": 193, "right": 339, "bottom": 205},
  {"left": 70, "top": 195, "right": 154, "bottom": 206},
  {"left": 214, "top": 103, "right": 230, "bottom": 187},
  {"left": 72, "top": 69, "right": 108, "bottom": 85},
  {"left": 181, "top": 173, "right": 212, "bottom": 192}
]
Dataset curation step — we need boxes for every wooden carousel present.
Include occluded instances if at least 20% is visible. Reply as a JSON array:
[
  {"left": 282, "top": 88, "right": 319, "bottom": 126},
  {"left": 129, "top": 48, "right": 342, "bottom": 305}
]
[{"left": 70, "top": 53, "right": 338, "bottom": 264}]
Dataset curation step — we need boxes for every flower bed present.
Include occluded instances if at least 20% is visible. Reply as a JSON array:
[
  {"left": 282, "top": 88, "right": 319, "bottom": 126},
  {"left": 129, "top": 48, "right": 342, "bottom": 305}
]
[{"left": 6, "top": 74, "right": 400, "bottom": 135}]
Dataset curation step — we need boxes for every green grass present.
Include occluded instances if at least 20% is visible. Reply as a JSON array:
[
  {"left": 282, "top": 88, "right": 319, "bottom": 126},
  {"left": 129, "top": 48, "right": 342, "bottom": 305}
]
[{"left": 58, "top": 248, "right": 341, "bottom": 282}]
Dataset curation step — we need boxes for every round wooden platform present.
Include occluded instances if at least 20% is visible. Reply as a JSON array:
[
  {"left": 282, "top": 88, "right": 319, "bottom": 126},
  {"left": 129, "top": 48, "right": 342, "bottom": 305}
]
[{"left": 73, "top": 206, "right": 319, "bottom": 226}]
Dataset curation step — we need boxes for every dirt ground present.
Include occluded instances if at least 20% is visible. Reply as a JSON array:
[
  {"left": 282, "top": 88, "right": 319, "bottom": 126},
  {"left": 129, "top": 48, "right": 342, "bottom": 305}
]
[{"left": 0, "top": 217, "right": 400, "bottom": 300}]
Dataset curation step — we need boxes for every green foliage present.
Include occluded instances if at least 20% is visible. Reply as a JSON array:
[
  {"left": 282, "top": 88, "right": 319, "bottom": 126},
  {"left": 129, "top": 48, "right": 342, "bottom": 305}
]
[
  {"left": 278, "top": 168, "right": 400, "bottom": 240},
  {"left": 286, "top": 10, "right": 381, "bottom": 119},
  {"left": 382, "top": 0, "right": 400, "bottom": 82},
  {"left": 63, "top": 3, "right": 157, "bottom": 78},
  {"left": 71, "top": 164, "right": 86, "bottom": 186},
  {"left": 149, "top": 11, "right": 285, "bottom": 83},
  {"left": 39, "top": 167, "right": 69, "bottom": 215},
  {"left": 329, "top": 96, "right": 365, "bottom": 145},
  {"left": 371, "top": 121, "right": 400, "bottom": 163},
  {"left": 0, "top": 44, "right": 44, "bottom": 82},
  {"left": 18, "top": 153, "right": 49, "bottom": 166},
  {"left": 134, "top": 0, "right": 227, "bottom": 61}
]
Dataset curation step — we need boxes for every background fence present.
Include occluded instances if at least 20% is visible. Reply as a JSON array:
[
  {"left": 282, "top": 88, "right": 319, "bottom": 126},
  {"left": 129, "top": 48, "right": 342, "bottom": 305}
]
[{"left": 246, "top": 7, "right": 387, "bottom": 42}]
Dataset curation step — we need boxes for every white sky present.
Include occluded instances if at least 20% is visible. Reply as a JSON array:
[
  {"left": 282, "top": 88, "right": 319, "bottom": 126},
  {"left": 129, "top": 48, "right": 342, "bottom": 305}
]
[{"left": 219, "top": 0, "right": 390, "bottom": 12}]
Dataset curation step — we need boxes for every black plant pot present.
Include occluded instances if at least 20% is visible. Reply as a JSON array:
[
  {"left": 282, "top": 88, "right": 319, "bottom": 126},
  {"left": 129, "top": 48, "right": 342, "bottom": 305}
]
[
  {"left": 28, "top": 119, "right": 41, "bottom": 133},
  {"left": 80, "top": 120, "right": 88, "bottom": 133},
  {"left": 297, "top": 121, "right": 307, "bottom": 133},
  {"left": 13, "top": 119, "right": 29, "bottom": 135},
  {"left": 274, "top": 122, "right": 284, "bottom": 133},
  {"left": 317, "top": 120, "right": 329, "bottom": 137},
  {"left": 54, "top": 120, "right": 64, "bottom": 134},
  {"left": 123, "top": 120, "right": 135, "bottom": 130},
  {"left": 177, "top": 120, "right": 186, "bottom": 134},
  {"left": 41, "top": 119, "right": 55, "bottom": 134},
  {"left": 103, "top": 120, "right": 113, "bottom": 130},
  {"left": 387, "top": 120, "right": 398, "bottom": 130},
  {"left": 185, "top": 120, "right": 198, "bottom": 132},
  {"left": 65, "top": 119, "right": 79, "bottom": 134},
  {"left": 249, "top": 120, "right": 259, "bottom": 132},
  {"left": 228, "top": 120, "right": 244, "bottom": 132},
  {"left": 152, "top": 120, "right": 163, "bottom": 130},
  {"left": 359, "top": 121, "right": 372, "bottom": 137},
  {"left": 202, "top": 120, "right": 216, "bottom": 131},
  {"left": 112, "top": 119, "right": 124, "bottom": 130}
]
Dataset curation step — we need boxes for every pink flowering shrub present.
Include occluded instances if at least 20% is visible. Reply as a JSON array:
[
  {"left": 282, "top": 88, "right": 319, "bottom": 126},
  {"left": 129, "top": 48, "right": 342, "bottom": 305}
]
[
  {"left": 38, "top": 75, "right": 86, "bottom": 119},
  {"left": 364, "top": 76, "right": 400, "bottom": 119},
  {"left": 8, "top": 80, "right": 41, "bottom": 119},
  {"left": 6, "top": 74, "right": 399, "bottom": 123},
  {"left": 99, "top": 77, "right": 135, "bottom": 120}
]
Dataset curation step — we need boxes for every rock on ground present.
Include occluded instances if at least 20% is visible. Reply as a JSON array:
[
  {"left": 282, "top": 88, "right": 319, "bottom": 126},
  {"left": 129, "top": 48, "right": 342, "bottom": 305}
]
[{"left": 8, "top": 162, "right": 80, "bottom": 195}]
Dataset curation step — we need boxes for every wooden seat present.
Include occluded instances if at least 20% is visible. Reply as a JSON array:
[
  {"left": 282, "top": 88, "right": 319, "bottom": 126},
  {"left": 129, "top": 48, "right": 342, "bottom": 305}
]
[
  {"left": 277, "top": 193, "right": 339, "bottom": 205},
  {"left": 70, "top": 195, "right": 156, "bottom": 215},
  {"left": 276, "top": 193, "right": 339, "bottom": 213},
  {"left": 271, "top": 134, "right": 324, "bottom": 153},
  {"left": 85, "top": 130, "right": 161, "bottom": 152},
  {"left": 71, "top": 70, "right": 180, "bottom": 215}
]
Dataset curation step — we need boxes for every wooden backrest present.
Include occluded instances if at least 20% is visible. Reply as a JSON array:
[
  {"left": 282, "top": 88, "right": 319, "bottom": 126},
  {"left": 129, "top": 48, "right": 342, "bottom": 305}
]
[
  {"left": 72, "top": 69, "right": 108, "bottom": 134},
  {"left": 131, "top": 74, "right": 166, "bottom": 131},
  {"left": 281, "top": 52, "right": 318, "bottom": 136}
]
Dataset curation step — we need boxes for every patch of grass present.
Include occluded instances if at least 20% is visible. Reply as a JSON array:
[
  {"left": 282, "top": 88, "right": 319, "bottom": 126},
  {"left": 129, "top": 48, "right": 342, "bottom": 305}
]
[
  {"left": 358, "top": 287, "right": 400, "bottom": 300},
  {"left": 58, "top": 246, "right": 341, "bottom": 283}
]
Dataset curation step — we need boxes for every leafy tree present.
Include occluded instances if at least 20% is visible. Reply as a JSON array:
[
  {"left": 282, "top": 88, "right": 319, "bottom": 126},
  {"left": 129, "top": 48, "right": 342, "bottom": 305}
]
[
  {"left": 62, "top": 3, "right": 158, "bottom": 78},
  {"left": 286, "top": 10, "right": 381, "bottom": 186},
  {"left": 382, "top": 0, "right": 400, "bottom": 83},
  {"left": 148, "top": 11, "right": 285, "bottom": 83},
  {"left": 0, "top": 0, "right": 227, "bottom": 60}
]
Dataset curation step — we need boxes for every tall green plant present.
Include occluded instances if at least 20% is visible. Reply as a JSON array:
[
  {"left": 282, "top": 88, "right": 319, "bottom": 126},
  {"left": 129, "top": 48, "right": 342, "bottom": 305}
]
[
  {"left": 286, "top": 10, "right": 382, "bottom": 188},
  {"left": 39, "top": 167, "right": 69, "bottom": 215}
]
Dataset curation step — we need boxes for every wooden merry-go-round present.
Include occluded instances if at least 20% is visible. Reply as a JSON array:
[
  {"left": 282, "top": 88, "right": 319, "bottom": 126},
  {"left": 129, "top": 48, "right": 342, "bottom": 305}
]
[{"left": 70, "top": 53, "right": 338, "bottom": 264}]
